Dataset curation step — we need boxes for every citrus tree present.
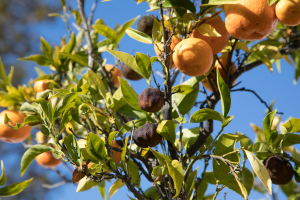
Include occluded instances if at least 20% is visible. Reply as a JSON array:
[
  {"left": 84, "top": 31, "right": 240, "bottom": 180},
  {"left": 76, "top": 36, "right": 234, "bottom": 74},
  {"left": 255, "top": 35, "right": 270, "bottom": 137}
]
[{"left": 1, "top": 0, "right": 300, "bottom": 199}]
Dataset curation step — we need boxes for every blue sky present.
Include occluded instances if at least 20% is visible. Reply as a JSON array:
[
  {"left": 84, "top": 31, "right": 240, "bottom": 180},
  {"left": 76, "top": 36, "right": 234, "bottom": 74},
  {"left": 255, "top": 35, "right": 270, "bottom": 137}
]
[{"left": 2, "top": 0, "right": 300, "bottom": 199}]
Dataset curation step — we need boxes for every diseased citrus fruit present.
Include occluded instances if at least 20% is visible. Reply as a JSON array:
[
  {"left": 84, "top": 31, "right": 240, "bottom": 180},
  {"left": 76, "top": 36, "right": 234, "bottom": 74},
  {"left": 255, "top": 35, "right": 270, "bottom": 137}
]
[
  {"left": 263, "top": 155, "right": 294, "bottom": 185},
  {"left": 120, "top": 63, "right": 143, "bottom": 81},
  {"left": 35, "top": 151, "right": 62, "bottom": 168},
  {"left": 276, "top": 0, "right": 300, "bottom": 26},
  {"left": 137, "top": 15, "right": 156, "bottom": 37},
  {"left": 190, "top": 17, "right": 230, "bottom": 54},
  {"left": 133, "top": 123, "right": 162, "bottom": 148},
  {"left": 138, "top": 88, "right": 164, "bottom": 112},
  {"left": 105, "top": 64, "right": 123, "bottom": 87},
  {"left": 202, "top": 54, "right": 237, "bottom": 92},
  {"left": 0, "top": 110, "right": 32, "bottom": 143},
  {"left": 34, "top": 80, "right": 48, "bottom": 93},
  {"left": 154, "top": 36, "right": 181, "bottom": 69},
  {"left": 173, "top": 38, "right": 213, "bottom": 76},
  {"left": 225, "top": 0, "right": 278, "bottom": 41}
]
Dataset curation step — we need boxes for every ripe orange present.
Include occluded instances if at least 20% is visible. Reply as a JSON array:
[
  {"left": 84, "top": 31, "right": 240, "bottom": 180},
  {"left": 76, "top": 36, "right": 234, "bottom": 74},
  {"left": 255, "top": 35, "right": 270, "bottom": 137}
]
[
  {"left": 276, "top": 0, "right": 300, "bottom": 26},
  {"left": 154, "top": 36, "right": 181, "bottom": 69},
  {"left": 34, "top": 80, "right": 49, "bottom": 93},
  {"left": 35, "top": 151, "right": 62, "bottom": 168},
  {"left": 172, "top": 38, "right": 213, "bottom": 76},
  {"left": 0, "top": 110, "right": 32, "bottom": 143},
  {"left": 78, "top": 137, "right": 121, "bottom": 164},
  {"left": 190, "top": 17, "right": 230, "bottom": 54},
  {"left": 224, "top": 0, "right": 278, "bottom": 41},
  {"left": 202, "top": 54, "right": 237, "bottom": 92},
  {"left": 104, "top": 64, "right": 123, "bottom": 87}
]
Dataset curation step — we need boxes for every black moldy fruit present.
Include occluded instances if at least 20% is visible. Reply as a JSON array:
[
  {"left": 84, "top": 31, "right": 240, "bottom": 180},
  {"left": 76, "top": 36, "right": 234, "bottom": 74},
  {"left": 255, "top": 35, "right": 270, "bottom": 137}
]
[
  {"left": 120, "top": 63, "right": 143, "bottom": 81},
  {"left": 138, "top": 88, "right": 164, "bottom": 112},
  {"left": 137, "top": 15, "right": 155, "bottom": 37},
  {"left": 263, "top": 155, "right": 294, "bottom": 185},
  {"left": 132, "top": 123, "right": 162, "bottom": 148}
]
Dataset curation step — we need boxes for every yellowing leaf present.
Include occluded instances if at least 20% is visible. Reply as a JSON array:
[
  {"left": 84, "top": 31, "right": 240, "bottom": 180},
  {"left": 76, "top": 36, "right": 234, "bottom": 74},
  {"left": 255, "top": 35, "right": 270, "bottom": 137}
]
[
  {"left": 197, "top": 24, "right": 221, "bottom": 37},
  {"left": 167, "top": 160, "right": 184, "bottom": 197},
  {"left": 235, "top": 41, "right": 250, "bottom": 52},
  {"left": 108, "top": 179, "right": 125, "bottom": 199},
  {"left": 244, "top": 150, "right": 272, "bottom": 194}
]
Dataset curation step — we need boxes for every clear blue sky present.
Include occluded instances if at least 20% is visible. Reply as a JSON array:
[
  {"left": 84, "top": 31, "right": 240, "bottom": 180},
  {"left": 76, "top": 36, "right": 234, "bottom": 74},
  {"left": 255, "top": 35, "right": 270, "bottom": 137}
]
[{"left": 3, "top": 0, "right": 300, "bottom": 199}]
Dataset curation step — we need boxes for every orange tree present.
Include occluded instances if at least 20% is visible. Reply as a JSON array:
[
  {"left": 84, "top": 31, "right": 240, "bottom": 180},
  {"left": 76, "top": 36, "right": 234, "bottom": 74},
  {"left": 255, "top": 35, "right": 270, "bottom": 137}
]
[{"left": 1, "top": 0, "right": 300, "bottom": 199}]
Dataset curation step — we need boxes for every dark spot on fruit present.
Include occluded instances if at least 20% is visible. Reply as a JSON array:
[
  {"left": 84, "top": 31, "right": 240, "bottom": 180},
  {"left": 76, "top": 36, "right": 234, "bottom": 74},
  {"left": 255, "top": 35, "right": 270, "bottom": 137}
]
[
  {"left": 138, "top": 88, "right": 164, "bottom": 112},
  {"left": 120, "top": 63, "right": 143, "bottom": 81},
  {"left": 137, "top": 15, "right": 156, "bottom": 37},
  {"left": 263, "top": 155, "right": 294, "bottom": 185},
  {"left": 133, "top": 123, "right": 162, "bottom": 147}
]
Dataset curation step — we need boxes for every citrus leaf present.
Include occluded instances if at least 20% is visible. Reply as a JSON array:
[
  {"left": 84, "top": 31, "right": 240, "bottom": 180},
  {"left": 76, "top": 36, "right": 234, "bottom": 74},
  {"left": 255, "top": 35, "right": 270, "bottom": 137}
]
[
  {"left": 97, "top": 180, "right": 106, "bottom": 200},
  {"left": 64, "top": 134, "right": 83, "bottom": 166},
  {"left": 157, "top": 120, "right": 176, "bottom": 143},
  {"left": 244, "top": 150, "right": 272, "bottom": 194},
  {"left": 135, "top": 52, "right": 151, "bottom": 80},
  {"left": 115, "top": 16, "right": 140, "bottom": 43},
  {"left": 201, "top": 0, "right": 239, "bottom": 6},
  {"left": 190, "top": 108, "right": 225, "bottom": 123},
  {"left": 76, "top": 177, "right": 98, "bottom": 192},
  {"left": 108, "top": 179, "right": 125, "bottom": 199},
  {"left": 282, "top": 118, "right": 300, "bottom": 133},
  {"left": 87, "top": 70, "right": 107, "bottom": 99},
  {"left": 0, "top": 161, "right": 6, "bottom": 187},
  {"left": 197, "top": 24, "right": 221, "bottom": 37},
  {"left": 263, "top": 109, "right": 277, "bottom": 144},
  {"left": 118, "top": 78, "right": 142, "bottom": 111},
  {"left": 86, "top": 133, "right": 107, "bottom": 162},
  {"left": 18, "top": 55, "right": 52, "bottom": 66},
  {"left": 217, "top": 68, "right": 231, "bottom": 117},
  {"left": 20, "top": 145, "right": 52, "bottom": 177},
  {"left": 167, "top": 160, "right": 184, "bottom": 197},
  {"left": 93, "top": 24, "right": 117, "bottom": 42},
  {"left": 0, "top": 178, "right": 33, "bottom": 197},
  {"left": 126, "top": 28, "right": 153, "bottom": 44},
  {"left": 121, "top": 137, "right": 129, "bottom": 163}
]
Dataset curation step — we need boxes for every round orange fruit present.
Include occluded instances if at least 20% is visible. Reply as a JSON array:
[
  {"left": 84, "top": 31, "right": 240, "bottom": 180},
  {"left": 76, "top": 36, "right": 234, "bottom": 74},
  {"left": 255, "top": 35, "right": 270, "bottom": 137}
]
[
  {"left": 104, "top": 64, "right": 123, "bottom": 87},
  {"left": 224, "top": 0, "right": 278, "bottom": 41},
  {"left": 202, "top": 54, "right": 237, "bottom": 92},
  {"left": 276, "top": 0, "right": 300, "bottom": 26},
  {"left": 34, "top": 80, "right": 49, "bottom": 93},
  {"left": 190, "top": 17, "right": 230, "bottom": 54},
  {"left": 172, "top": 38, "right": 213, "bottom": 76},
  {"left": 35, "top": 151, "right": 62, "bottom": 168},
  {"left": 154, "top": 36, "right": 181, "bottom": 69},
  {"left": 0, "top": 110, "right": 32, "bottom": 143}
]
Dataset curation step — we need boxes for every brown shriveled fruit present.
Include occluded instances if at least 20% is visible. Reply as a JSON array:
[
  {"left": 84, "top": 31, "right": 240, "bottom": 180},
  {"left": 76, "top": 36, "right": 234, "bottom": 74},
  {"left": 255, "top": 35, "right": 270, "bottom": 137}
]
[
  {"left": 105, "top": 64, "right": 123, "bottom": 87},
  {"left": 173, "top": 38, "right": 213, "bottom": 76},
  {"left": 35, "top": 151, "right": 62, "bottom": 168},
  {"left": 138, "top": 88, "right": 164, "bottom": 112},
  {"left": 190, "top": 17, "right": 230, "bottom": 54},
  {"left": 133, "top": 123, "right": 162, "bottom": 148},
  {"left": 154, "top": 36, "right": 182, "bottom": 69},
  {"left": 263, "top": 155, "right": 294, "bottom": 185},
  {"left": 137, "top": 15, "right": 155, "bottom": 37},
  {"left": 276, "top": 0, "right": 300, "bottom": 26},
  {"left": 202, "top": 54, "right": 237, "bottom": 92},
  {"left": 34, "top": 80, "right": 48, "bottom": 93},
  {"left": 224, "top": 0, "right": 278, "bottom": 41},
  {"left": 0, "top": 110, "right": 32, "bottom": 143},
  {"left": 120, "top": 63, "right": 143, "bottom": 81}
]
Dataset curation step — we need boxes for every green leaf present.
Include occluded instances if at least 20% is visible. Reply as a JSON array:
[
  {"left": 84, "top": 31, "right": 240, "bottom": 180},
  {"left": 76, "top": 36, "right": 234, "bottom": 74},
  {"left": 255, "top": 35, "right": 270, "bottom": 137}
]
[
  {"left": 244, "top": 150, "right": 272, "bottom": 194},
  {"left": 254, "top": 51, "right": 273, "bottom": 72},
  {"left": 237, "top": 132, "right": 253, "bottom": 151},
  {"left": 121, "top": 137, "right": 129, "bottom": 163},
  {"left": 18, "top": 55, "right": 52, "bottom": 66},
  {"left": 268, "top": 0, "right": 278, "bottom": 6},
  {"left": 263, "top": 109, "right": 277, "bottom": 144},
  {"left": 59, "top": 52, "right": 88, "bottom": 67},
  {"left": 54, "top": 92, "right": 78, "bottom": 119},
  {"left": 185, "top": 167, "right": 198, "bottom": 197},
  {"left": 87, "top": 70, "right": 107, "bottom": 99},
  {"left": 135, "top": 52, "right": 151, "bottom": 81},
  {"left": 150, "top": 149, "right": 171, "bottom": 165},
  {"left": 152, "top": 18, "right": 162, "bottom": 42},
  {"left": 126, "top": 28, "right": 153, "bottom": 44},
  {"left": 197, "top": 24, "right": 221, "bottom": 37},
  {"left": 221, "top": 115, "right": 234, "bottom": 128},
  {"left": 190, "top": 108, "right": 225, "bottom": 123},
  {"left": 157, "top": 120, "right": 176, "bottom": 143},
  {"left": 40, "top": 37, "right": 53, "bottom": 58},
  {"left": 196, "top": 181, "right": 208, "bottom": 200},
  {"left": 118, "top": 118, "right": 146, "bottom": 136},
  {"left": 97, "top": 180, "right": 106, "bottom": 200},
  {"left": 20, "top": 145, "right": 52, "bottom": 177},
  {"left": 93, "top": 24, "right": 117, "bottom": 42},
  {"left": 0, "top": 161, "right": 6, "bottom": 186},
  {"left": 166, "top": 160, "right": 184, "bottom": 197},
  {"left": 0, "top": 178, "right": 33, "bottom": 197},
  {"left": 0, "top": 57, "right": 9, "bottom": 87},
  {"left": 144, "top": 186, "right": 159, "bottom": 200},
  {"left": 282, "top": 118, "right": 300, "bottom": 133},
  {"left": 86, "top": 133, "right": 107, "bottom": 162},
  {"left": 127, "top": 160, "right": 140, "bottom": 187},
  {"left": 76, "top": 177, "right": 98, "bottom": 192},
  {"left": 172, "top": 85, "right": 196, "bottom": 95},
  {"left": 108, "top": 179, "right": 125, "bottom": 199},
  {"left": 282, "top": 133, "right": 300, "bottom": 147},
  {"left": 148, "top": 0, "right": 196, "bottom": 13},
  {"left": 118, "top": 78, "right": 142, "bottom": 111},
  {"left": 295, "top": 165, "right": 300, "bottom": 183},
  {"left": 115, "top": 16, "right": 140, "bottom": 43},
  {"left": 64, "top": 32, "right": 76, "bottom": 53},
  {"left": 64, "top": 134, "right": 83, "bottom": 166},
  {"left": 201, "top": 0, "right": 239, "bottom": 6},
  {"left": 217, "top": 68, "right": 231, "bottom": 117}
]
